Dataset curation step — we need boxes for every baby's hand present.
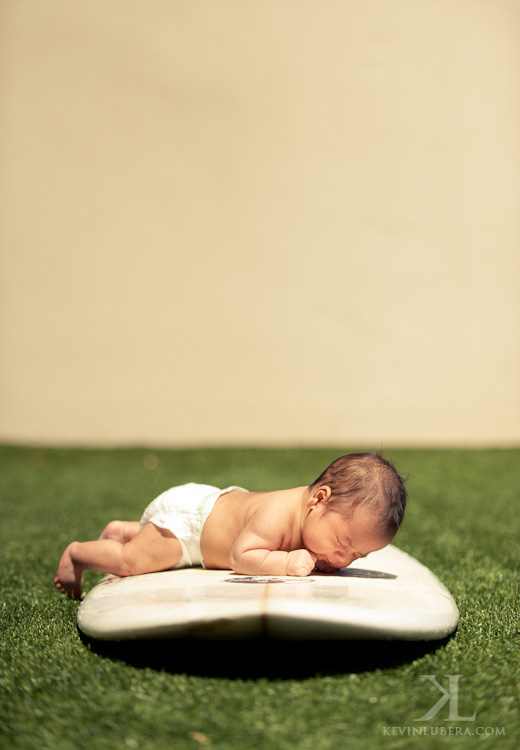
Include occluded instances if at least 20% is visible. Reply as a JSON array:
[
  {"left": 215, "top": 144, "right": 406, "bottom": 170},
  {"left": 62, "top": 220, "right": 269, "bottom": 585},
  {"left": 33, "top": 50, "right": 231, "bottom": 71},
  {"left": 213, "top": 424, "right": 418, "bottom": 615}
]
[{"left": 286, "top": 549, "right": 317, "bottom": 577}]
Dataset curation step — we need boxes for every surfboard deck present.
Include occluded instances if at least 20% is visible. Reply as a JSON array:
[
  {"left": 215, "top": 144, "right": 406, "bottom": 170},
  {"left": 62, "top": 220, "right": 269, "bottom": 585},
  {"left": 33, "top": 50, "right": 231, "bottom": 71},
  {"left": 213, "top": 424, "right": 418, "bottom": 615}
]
[{"left": 77, "top": 544, "right": 458, "bottom": 641}]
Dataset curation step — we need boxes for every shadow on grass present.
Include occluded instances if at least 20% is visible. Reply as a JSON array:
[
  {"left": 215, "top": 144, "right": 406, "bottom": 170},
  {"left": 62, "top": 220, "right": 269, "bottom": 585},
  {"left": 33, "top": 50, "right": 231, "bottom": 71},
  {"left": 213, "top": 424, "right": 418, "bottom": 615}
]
[{"left": 80, "top": 633, "right": 452, "bottom": 679}]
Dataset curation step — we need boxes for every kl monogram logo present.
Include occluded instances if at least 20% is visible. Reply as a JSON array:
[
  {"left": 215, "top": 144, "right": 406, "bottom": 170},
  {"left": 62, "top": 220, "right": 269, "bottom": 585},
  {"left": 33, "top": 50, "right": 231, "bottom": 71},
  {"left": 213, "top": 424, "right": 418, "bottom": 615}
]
[{"left": 415, "top": 675, "right": 477, "bottom": 722}]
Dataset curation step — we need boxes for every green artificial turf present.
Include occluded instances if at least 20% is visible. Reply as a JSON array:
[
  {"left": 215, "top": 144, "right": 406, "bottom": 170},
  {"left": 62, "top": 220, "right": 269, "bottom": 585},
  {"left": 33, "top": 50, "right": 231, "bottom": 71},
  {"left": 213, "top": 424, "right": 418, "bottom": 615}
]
[{"left": 0, "top": 445, "right": 518, "bottom": 750}]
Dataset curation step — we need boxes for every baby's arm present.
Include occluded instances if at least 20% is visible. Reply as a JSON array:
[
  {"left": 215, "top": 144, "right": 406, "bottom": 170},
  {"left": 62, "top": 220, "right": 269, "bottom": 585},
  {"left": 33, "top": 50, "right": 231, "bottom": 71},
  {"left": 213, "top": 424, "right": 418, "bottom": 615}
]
[{"left": 229, "top": 511, "right": 316, "bottom": 576}]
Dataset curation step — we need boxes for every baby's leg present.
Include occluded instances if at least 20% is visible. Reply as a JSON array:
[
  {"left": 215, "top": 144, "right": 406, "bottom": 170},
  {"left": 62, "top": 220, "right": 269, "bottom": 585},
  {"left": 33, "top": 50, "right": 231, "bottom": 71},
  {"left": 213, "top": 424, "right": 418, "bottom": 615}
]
[
  {"left": 98, "top": 521, "right": 141, "bottom": 543},
  {"left": 54, "top": 523, "right": 183, "bottom": 599}
]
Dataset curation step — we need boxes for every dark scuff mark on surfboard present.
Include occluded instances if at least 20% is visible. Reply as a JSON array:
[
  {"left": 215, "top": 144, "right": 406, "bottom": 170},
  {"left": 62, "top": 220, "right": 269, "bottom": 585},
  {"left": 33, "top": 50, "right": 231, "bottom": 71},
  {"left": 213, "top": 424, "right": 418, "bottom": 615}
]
[
  {"left": 224, "top": 569, "right": 397, "bottom": 582},
  {"left": 334, "top": 569, "right": 397, "bottom": 580}
]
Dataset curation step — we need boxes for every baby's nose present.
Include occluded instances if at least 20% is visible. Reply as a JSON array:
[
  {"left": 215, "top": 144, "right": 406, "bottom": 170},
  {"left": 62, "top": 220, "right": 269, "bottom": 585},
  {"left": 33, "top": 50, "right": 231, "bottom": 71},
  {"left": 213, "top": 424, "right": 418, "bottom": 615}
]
[{"left": 337, "top": 551, "right": 355, "bottom": 567}]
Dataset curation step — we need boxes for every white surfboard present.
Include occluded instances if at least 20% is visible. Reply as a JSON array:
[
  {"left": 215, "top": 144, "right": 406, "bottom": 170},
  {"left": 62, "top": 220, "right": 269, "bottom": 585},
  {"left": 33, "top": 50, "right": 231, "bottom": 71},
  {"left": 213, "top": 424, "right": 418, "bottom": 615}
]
[{"left": 77, "top": 544, "right": 458, "bottom": 641}]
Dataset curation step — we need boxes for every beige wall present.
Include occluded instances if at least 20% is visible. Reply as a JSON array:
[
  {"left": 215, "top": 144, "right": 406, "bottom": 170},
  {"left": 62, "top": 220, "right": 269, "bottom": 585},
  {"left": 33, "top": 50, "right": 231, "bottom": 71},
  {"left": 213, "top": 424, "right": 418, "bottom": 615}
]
[{"left": 1, "top": 0, "right": 519, "bottom": 447}]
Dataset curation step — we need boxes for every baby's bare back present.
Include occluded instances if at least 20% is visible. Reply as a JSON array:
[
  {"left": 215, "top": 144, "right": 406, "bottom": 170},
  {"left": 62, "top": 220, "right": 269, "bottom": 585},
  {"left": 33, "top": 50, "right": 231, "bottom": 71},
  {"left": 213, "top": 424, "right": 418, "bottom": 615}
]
[{"left": 200, "top": 487, "right": 304, "bottom": 569}]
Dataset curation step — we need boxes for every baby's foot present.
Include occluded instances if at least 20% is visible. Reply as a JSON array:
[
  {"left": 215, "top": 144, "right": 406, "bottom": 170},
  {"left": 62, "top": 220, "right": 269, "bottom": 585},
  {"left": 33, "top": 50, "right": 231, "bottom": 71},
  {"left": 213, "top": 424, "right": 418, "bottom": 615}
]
[
  {"left": 99, "top": 520, "right": 125, "bottom": 542},
  {"left": 54, "top": 543, "right": 83, "bottom": 599}
]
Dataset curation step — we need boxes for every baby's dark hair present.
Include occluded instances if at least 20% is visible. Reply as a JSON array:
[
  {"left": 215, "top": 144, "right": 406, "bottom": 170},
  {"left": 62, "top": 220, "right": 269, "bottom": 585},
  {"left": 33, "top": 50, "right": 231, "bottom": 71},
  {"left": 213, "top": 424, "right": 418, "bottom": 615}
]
[{"left": 308, "top": 452, "right": 407, "bottom": 537}]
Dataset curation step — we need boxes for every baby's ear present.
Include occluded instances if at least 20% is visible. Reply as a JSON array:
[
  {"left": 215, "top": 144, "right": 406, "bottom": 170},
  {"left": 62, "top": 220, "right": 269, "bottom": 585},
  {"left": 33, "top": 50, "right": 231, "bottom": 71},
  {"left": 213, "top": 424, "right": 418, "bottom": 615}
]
[
  {"left": 311, "top": 485, "right": 332, "bottom": 505},
  {"left": 320, "top": 485, "right": 332, "bottom": 502}
]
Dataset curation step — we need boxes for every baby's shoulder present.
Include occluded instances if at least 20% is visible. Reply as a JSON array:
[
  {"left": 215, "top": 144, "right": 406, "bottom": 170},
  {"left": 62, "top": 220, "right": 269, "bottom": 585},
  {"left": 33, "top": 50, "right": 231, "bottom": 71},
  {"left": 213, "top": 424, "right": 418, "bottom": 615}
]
[{"left": 249, "top": 488, "right": 299, "bottom": 519}]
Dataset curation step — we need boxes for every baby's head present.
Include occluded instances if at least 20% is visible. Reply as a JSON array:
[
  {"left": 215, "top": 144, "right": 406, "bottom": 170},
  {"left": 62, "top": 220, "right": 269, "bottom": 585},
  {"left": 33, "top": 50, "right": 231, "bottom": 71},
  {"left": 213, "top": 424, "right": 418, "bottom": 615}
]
[{"left": 308, "top": 452, "right": 407, "bottom": 542}]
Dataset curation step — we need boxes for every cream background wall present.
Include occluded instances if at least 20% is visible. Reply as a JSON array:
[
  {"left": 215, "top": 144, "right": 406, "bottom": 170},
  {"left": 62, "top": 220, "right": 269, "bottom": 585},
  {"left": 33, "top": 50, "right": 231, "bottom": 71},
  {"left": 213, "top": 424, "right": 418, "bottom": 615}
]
[{"left": 1, "top": 0, "right": 519, "bottom": 447}]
